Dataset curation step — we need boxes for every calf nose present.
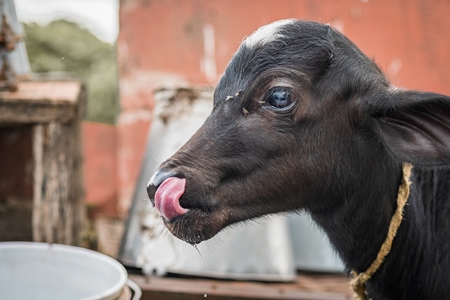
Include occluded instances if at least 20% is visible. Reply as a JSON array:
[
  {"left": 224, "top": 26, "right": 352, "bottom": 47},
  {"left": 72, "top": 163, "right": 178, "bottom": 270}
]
[
  {"left": 147, "top": 169, "right": 176, "bottom": 188},
  {"left": 147, "top": 169, "right": 177, "bottom": 204}
]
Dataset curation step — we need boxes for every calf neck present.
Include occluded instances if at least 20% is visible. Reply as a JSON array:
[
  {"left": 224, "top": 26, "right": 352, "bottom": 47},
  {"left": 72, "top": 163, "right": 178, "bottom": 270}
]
[{"left": 147, "top": 20, "right": 450, "bottom": 299}]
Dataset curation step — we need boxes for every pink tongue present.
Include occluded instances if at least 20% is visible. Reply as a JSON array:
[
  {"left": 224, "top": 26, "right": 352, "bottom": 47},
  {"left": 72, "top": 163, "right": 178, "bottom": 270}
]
[{"left": 155, "top": 177, "right": 188, "bottom": 221}]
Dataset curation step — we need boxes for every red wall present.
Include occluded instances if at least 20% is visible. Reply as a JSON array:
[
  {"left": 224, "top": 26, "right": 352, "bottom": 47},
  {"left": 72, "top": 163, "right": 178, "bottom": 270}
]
[
  {"left": 82, "top": 122, "right": 118, "bottom": 216},
  {"left": 85, "top": 0, "right": 450, "bottom": 217},
  {"left": 118, "top": 0, "right": 450, "bottom": 91}
]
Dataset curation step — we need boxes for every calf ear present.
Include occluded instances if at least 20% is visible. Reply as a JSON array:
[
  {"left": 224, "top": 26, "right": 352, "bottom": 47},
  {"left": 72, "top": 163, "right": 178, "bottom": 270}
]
[{"left": 374, "top": 90, "right": 450, "bottom": 166}]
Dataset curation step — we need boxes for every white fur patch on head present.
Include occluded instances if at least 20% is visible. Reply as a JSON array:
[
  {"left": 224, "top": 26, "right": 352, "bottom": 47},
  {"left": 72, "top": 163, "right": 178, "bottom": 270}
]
[{"left": 244, "top": 19, "right": 295, "bottom": 48}]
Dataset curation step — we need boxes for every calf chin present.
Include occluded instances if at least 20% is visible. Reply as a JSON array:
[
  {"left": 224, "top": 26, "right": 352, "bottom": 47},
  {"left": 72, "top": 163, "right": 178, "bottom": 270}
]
[{"left": 160, "top": 208, "right": 228, "bottom": 245}]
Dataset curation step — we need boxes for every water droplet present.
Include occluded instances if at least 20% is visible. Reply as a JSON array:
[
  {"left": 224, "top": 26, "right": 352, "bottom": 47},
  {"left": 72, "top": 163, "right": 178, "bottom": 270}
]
[{"left": 204, "top": 294, "right": 207, "bottom": 297}]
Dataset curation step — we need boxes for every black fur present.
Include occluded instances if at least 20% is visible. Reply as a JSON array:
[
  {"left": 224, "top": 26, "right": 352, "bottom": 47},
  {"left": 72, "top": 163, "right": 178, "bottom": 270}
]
[{"left": 147, "top": 20, "right": 450, "bottom": 299}]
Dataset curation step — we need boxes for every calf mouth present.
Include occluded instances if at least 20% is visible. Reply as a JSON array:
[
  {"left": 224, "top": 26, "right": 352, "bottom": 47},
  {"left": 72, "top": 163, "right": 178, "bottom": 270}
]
[{"left": 147, "top": 169, "right": 232, "bottom": 244}]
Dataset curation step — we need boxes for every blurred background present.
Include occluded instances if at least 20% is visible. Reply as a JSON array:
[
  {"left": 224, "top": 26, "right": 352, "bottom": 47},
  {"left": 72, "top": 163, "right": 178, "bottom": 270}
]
[
  {"left": 1, "top": 0, "right": 450, "bottom": 298},
  {"left": 16, "top": 0, "right": 450, "bottom": 220},
  {"left": 14, "top": 0, "right": 450, "bottom": 221}
]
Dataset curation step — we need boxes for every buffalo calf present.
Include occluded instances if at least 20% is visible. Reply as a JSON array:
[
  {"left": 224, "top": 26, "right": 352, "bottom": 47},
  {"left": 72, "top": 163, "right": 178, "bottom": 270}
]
[{"left": 147, "top": 20, "right": 450, "bottom": 300}]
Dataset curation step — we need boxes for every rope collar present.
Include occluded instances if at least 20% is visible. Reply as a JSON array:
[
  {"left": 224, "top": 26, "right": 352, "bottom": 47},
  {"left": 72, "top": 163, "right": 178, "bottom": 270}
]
[{"left": 350, "top": 163, "right": 413, "bottom": 300}]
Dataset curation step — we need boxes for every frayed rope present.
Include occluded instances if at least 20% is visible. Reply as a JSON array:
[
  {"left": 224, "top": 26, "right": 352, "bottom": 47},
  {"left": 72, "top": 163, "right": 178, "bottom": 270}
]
[{"left": 350, "top": 162, "right": 412, "bottom": 300}]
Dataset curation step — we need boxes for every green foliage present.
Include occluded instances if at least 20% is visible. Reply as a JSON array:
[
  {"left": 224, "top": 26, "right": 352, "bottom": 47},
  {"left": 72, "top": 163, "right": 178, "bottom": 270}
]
[{"left": 23, "top": 20, "right": 119, "bottom": 124}]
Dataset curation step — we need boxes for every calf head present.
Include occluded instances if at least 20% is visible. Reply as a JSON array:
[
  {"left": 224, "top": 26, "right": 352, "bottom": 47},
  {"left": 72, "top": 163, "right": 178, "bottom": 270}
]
[{"left": 147, "top": 19, "right": 450, "bottom": 245}]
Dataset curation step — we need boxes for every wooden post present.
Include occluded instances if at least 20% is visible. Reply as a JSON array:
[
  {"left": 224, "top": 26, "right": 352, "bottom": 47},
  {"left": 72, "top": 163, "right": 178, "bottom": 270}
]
[{"left": 32, "top": 120, "right": 85, "bottom": 244}]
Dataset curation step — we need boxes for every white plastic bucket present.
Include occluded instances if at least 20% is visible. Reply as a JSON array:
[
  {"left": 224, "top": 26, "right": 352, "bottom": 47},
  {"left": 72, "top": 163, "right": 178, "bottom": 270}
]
[{"left": 0, "top": 242, "right": 138, "bottom": 300}]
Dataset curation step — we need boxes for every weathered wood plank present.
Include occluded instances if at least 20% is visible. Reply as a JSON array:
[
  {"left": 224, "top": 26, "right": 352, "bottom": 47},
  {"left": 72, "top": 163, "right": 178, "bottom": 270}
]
[
  {"left": 0, "top": 125, "right": 34, "bottom": 241},
  {"left": 128, "top": 274, "right": 352, "bottom": 300},
  {"left": 0, "top": 81, "right": 82, "bottom": 125}
]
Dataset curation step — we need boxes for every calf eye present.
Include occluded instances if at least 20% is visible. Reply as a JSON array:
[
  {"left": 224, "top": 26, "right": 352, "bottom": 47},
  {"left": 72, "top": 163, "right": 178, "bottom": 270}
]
[{"left": 266, "top": 87, "right": 295, "bottom": 110}]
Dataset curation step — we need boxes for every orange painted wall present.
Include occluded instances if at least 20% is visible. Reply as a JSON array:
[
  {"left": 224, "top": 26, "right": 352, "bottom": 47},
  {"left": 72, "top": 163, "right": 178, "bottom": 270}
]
[{"left": 96, "top": 0, "right": 450, "bottom": 217}]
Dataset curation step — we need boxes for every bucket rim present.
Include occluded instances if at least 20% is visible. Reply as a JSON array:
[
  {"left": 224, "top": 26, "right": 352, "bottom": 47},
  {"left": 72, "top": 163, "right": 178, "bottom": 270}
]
[{"left": 0, "top": 241, "right": 128, "bottom": 300}]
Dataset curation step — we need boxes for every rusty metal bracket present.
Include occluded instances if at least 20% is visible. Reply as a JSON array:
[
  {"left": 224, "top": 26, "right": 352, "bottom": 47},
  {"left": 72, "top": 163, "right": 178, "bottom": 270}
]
[
  {"left": 0, "top": 54, "right": 17, "bottom": 91},
  {"left": 0, "top": 13, "right": 22, "bottom": 51},
  {"left": 0, "top": 0, "right": 30, "bottom": 92}
]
